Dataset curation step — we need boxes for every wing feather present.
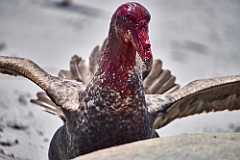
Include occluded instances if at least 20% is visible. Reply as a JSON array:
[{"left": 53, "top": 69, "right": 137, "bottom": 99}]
[
  {"left": 30, "top": 40, "right": 180, "bottom": 121},
  {"left": 30, "top": 92, "right": 66, "bottom": 121},
  {"left": 147, "top": 75, "right": 240, "bottom": 129},
  {"left": 58, "top": 69, "right": 71, "bottom": 79},
  {"left": 144, "top": 59, "right": 180, "bottom": 94},
  {"left": 0, "top": 56, "right": 86, "bottom": 112}
]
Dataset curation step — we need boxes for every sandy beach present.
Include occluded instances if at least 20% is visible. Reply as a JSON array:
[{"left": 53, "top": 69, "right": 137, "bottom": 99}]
[{"left": 0, "top": 0, "right": 240, "bottom": 159}]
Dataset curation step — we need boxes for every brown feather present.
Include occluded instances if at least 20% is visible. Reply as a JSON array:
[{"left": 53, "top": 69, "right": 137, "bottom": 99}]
[
  {"left": 147, "top": 75, "right": 240, "bottom": 129},
  {"left": 0, "top": 57, "right": 50, "bottom": 91},
  {"left": 29, "top": 38, "right": 179, "bottom": 121},
  {"left": 58, "top": 69, "right": 71, "bottom": 79}
]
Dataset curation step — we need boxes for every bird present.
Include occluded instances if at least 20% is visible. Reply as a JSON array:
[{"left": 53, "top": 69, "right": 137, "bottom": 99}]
[
  {"left": 30, "top": 39, "right": 180, "bottom": 124},
  {"left": 0, "top": 2, "right": 240, "bottom": 160}
]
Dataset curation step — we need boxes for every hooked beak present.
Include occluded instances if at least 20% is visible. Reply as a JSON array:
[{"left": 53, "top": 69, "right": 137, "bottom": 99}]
[{"left": 128, "top": 29, "right": 153, "bottom": 71}]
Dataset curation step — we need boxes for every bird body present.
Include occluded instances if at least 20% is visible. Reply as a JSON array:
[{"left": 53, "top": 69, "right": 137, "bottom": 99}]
[
  {"left": 43, "top": 3, "right": 155, "bottom": 159},
  {"left": 50, "top": 59, "right": 152, "bottom": 159}
]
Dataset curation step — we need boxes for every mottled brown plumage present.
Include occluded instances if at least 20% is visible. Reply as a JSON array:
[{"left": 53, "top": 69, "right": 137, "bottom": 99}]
[
  {"left": 0, "top": 2, "right": 240, "bottom": 160},
  {"left": 31, "top": 40, "right": 179, "bottom": 123}
]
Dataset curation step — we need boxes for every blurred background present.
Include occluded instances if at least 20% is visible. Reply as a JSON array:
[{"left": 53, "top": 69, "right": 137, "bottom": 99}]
[{"left": 0, "top": 0, "right": 240, "bottom": 159}]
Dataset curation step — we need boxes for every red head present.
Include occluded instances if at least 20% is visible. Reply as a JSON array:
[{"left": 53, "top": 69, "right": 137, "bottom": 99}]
[{"left": 110, "top": 2, "right": 153, "bottom": 71}]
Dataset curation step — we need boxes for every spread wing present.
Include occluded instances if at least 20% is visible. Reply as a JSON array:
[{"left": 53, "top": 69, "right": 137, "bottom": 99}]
[
  {"left": 147, "top": 75, "right": 240, "bottom": 129},
  {"left": 0, "top": 56, "right": 86, "bottom": 115},
  {"left": 31, "top": 39, "right": 180, "bottom": 121},
  {"left": 30, "top": 40, "right": 107, "bottom": 121}
]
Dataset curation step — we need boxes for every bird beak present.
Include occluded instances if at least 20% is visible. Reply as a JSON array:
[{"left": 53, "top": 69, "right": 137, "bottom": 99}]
[{"left": 128, "top": 29, "right": 153, "bottom": 71}]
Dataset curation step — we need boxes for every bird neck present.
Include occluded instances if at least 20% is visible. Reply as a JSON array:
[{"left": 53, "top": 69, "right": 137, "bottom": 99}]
[{"left": 97, "top": 29, "right": 143, "bottom": 99}]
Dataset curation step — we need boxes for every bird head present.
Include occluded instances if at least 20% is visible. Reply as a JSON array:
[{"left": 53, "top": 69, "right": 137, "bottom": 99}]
[{"left": 110, "top": 2, "right": 153, "bottom": 71}]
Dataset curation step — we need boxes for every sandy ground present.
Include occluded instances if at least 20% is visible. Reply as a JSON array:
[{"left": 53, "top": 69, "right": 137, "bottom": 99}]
[{"left": 0, "top": 0, "right": 240, "bottom": 159}]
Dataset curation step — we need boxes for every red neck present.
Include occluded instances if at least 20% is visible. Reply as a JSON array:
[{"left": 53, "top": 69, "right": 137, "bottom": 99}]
[{"left": 98, "top": 29, "right": 142, "bottom": 98}]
